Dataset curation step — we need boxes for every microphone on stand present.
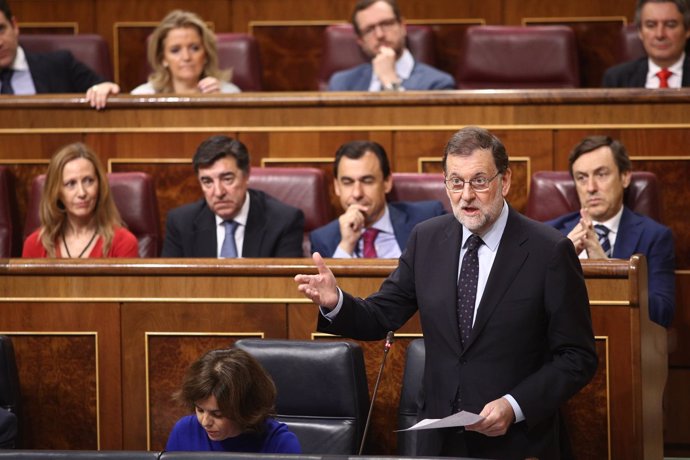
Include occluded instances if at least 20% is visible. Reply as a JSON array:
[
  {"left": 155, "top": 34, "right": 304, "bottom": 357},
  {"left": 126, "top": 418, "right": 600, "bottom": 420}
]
[{"left": 358, "top": 331, "right": 395, "bottom": 455}]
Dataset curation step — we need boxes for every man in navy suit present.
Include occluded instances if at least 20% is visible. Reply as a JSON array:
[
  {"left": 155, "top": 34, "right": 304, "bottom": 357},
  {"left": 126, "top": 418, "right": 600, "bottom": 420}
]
[
  {"left": 310, "top": 140, "right": 445, "bottom": 258},
  {"left": 297, "top": 127, "right": 596, "bottom": 458},
  {"left": 0, "top": 0, "right": 118, "bottom": 108},
  {"left": 547, "top": 135, "right": 676, "bottom": 327},
  {"left": 328, "top": 0, "right": 455, "bottom": 91},
  {"left": 603, "top": 0, "right": 690, "bottom": 87},
  {"left": 162, "top": 135, "right": 305, "bottom": 258}
]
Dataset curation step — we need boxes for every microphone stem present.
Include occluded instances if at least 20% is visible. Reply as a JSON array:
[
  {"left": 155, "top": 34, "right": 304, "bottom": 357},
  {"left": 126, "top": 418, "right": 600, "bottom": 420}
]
[{"left": 358, "top": 346, "right": 391, "bottom": 455}]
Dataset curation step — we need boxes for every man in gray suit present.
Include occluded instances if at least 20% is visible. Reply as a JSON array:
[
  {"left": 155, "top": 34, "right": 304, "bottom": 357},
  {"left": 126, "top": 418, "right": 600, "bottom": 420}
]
[{"left": 328, "top": 0, "right": 455, "bottom": 91}]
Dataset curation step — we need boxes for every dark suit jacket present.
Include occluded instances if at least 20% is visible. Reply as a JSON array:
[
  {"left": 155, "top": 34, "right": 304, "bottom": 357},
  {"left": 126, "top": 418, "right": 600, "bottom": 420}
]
[
  {"left": 0, "top": 408, "right": 17, "bottom": 448},
  {"left": 318, "top": 208, "right": 597, "bottom": 458},
  {"left": 602, "top": 55, "right": 690, "bottom": 87},
  {"left": 26, "top": 50, "right": 105, "bottom": 93},
  {"left": 309, "top": 200, "right": 445, "bottom": 257},
  {"left": 161, "top": 189, "right": 305, "bottom": 258},
  {"left": 328, "top": 60, "right": 456, "bottom": 90},
  {"left": 547, "top": 206, "right": 676, "bottom": 327}
]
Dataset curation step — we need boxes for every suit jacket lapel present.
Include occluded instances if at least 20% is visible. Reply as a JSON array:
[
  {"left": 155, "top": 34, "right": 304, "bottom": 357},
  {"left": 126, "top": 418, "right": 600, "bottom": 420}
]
[
  {"left": 192, "top": 204, "right": 219, "bottom": 257},
  {"left": 442, "top": 217, "right": 464, "bottom": 352},
  {"left": 389, "top": 204, "right": 410, "bottom": 250},
  {"left": 25, "top": 53, "right": 49, "bottom": 93},
  {"left": 354, "top": 65, "right": 374, "bottom": 90},
  {"left": 612, "top": 207, "right": 642, "bottom": 258},
  {"left": 465, "top": 208, "right": 528, "bottom": 350},
  {"left": 243, "top": 189, "right": 266, "bottom": 257}
]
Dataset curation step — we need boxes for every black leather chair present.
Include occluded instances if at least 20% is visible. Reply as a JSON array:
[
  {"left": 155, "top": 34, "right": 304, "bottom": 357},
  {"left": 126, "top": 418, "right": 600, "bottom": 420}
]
[
  {"left": 0, "top": 336, "right": 21, "bottom": 448},
  {"left": 160, "top": 454, "right": 320, "bottom": 460},
  {"left": 234, "top": 339, "right": 370, "bottom": 455},
  {"left": 396, "top": 338, "right": 425, "bottom": 457},
  {"left": 525, "top": 170, "right": 661, "bottom": 222}
]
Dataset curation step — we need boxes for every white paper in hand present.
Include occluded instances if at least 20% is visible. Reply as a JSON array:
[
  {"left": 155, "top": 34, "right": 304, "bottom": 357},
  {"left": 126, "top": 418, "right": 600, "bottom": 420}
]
[{"left": 396, "top": 411, "right": 484, "bottom": 431}]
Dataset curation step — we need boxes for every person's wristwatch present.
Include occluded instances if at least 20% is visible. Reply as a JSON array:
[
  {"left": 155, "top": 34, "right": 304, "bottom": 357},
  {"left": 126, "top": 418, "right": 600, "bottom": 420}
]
[{"left": 382, "top": 81, "right": 402, "bottom": 91}]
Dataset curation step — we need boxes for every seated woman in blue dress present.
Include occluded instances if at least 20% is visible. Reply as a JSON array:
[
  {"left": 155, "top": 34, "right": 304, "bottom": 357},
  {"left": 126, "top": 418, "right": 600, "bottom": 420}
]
[{"left": 166, "top": 348, "right": 301, "bottom": 453}]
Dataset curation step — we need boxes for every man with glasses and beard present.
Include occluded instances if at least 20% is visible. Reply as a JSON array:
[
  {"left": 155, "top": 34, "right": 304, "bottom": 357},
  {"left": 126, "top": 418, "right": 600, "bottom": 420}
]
[{"left": 295, "top": 126, "right": 597, "bottom": 458}]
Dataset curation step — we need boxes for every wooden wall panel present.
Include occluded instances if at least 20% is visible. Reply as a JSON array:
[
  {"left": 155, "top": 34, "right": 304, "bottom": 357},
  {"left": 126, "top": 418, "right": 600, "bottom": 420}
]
[
  {"left": 121, "top": 301, "right": 286, "bottom": 450},
  {"left": 0, "top": 301, "right": 122, "bottom": 450},
  {"left": 147, "top": 334, "right": 261, "bottom": 451},
  {"left": 503, "top": 0, "right": 636, "bottom": 25}
]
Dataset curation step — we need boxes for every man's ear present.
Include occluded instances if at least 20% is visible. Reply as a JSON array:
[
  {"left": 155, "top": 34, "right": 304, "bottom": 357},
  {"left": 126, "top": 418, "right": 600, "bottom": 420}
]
[
  {"left": 621, "top": 170, "right": 632, "bottom": 189},
  {"left": 383, "top": 174, "right": 393, "bottom": 194}
]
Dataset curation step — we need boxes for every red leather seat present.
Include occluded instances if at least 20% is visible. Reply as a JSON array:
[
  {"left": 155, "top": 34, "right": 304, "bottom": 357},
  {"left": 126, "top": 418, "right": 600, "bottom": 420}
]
[
  {"left": 317, "top": 24, "right": 436, "bottom": 90},
  {"left": 248, "top": 167, "right": 331, "bottom": 256},
  {"left": 525, "top": 170, "right": 660, "bottom": 222},
  {"left": 387, "top": 172, "right": 450, "bottom": 212},
  {"left": 24, "top": 172, "right": 161, "bottom": 257},
  {"left": 618, "top": 24, "right": 646, "bottom": 63},
  {"left": 455, "top": 25, "right": 580, "bottom": 89},
  {"left": 216, "top": 33, "right": 263, "bottom": 91},
  {"left": 18, "top": 34, "right": 114, "bottom": 81}
]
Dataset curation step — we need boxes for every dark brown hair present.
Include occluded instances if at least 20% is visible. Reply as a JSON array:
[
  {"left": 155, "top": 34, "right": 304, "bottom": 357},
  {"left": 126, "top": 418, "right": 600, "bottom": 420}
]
[
  {"left": 175, "top": 348, "right": 276, "bottom": 433},
  {"left": 568, "top": 135, "right": 632, "bottom": 177},
  {"left": 442, "top": 126, "right": 509, "bottom": 175}
]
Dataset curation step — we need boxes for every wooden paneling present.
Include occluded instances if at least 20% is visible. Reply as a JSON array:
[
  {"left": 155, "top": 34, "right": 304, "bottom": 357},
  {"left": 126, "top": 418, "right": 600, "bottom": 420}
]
[{"left": 0, "top": 256, "right": 661, "bottom": 458}]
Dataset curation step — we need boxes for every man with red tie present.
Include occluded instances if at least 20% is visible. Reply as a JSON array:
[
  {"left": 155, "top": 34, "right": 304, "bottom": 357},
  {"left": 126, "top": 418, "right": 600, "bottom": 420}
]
[
  {"left": 309, "top": 140, "right": 445, "bottom": 258},
  {"left": 603, "top": 0, "right": 690, "bottom": 87}
]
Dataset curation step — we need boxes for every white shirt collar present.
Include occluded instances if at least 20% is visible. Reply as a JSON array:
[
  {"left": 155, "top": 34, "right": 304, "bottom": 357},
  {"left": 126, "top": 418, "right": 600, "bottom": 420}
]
[
  {"left": 592, "top": 205, "right": 623, "bottom": 236},
  {"left": 10, "top": 46, "right": 30, "bottom": 71},
  {"left": 647, "top": 52, "right": 685, "bottom": 88},
  {"left": 214, "top": 190, "right": 250, "bottom": 227},
  {"left": 461, "top": 199, "right": 509, "bottom": 251},
  {"left": 369, "top": 204, "right": 395, "bottom": 234}
]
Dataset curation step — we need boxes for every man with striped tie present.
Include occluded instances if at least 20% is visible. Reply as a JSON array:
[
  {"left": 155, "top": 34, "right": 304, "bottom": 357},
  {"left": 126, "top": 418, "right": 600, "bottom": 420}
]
[{"left": 547, "top": 135, "right": 676, "bottom": 327}]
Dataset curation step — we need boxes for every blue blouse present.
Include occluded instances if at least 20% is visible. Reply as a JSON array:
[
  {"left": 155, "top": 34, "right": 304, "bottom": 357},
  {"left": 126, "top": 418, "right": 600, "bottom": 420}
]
[{"left": 165, "top": 415, "right": 301, "bottom": 453}]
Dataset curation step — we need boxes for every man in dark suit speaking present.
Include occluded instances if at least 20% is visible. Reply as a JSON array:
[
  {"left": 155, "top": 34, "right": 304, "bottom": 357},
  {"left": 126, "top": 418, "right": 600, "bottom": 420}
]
[
  {"left": 0, "top": 0, "right": 119, "bottom": 108},
  {"left": 295, "top": 127, "right": 597, "bottom": 458},
  {"left": 603, "top": 0, "right": 690, "bottom": 88},
  {"left": 162, "top": 135, "right": 305, "bottom": 258},
  {"left": 309, "top": 140, "right": 445, "bottom": 258}
]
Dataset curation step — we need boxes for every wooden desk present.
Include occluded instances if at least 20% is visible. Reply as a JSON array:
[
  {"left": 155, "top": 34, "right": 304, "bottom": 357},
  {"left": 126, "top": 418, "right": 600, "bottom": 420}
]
[{"left": 0, "top": 256, "right": 664, "bottom": 459}]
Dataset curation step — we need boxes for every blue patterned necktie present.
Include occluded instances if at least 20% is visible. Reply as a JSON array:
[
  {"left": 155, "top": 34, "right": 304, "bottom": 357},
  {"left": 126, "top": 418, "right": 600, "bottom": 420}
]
[
  {"left": 220, "top": 220, "right": 238, "bottom": 258},
  {"left": 457, "top": 234, "right": 483, "bottom": 346},
  {"left": 594, "top": 224, "right": 612, "bottom": 257}
]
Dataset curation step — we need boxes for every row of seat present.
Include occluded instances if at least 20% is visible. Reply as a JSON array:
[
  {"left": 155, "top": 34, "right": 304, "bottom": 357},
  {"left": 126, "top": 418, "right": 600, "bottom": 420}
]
[
  {"left": 19, "top": 23, "right": 647, "bottom": 91},
  {"left": 0, "top": 335, "right": 425, "bottom": 456},
  {"left": 0, "top": 166, "right": 659, "bottom": 258}
]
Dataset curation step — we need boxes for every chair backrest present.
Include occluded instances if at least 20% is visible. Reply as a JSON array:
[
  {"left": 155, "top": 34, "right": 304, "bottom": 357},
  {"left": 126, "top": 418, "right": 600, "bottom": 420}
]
[
  {"left": 18, "top": 34, "right": 113, "bottom": 81},
  {"left": 317, "top": 24, "right": 436, "bottom": 90},
  {"left": 397, "top": 338, "right": 425, "bottom": 457},
  {"left": 141, "top": 33, "right": 262, "bottom": 91},
  {"left": 24, "top": 172, "right": 161, "bottom": 257},
  {"left": 455, "top": 25, "right": 580, "bottom": 89},
  {"left": 0, "top": 451, "right": 160, "bottom": 460},
  {"left": 619, "top": 23, "right": 646, "bottom": 63},
  {"left": 216, "top": 33, "right": 263, "bottom": 91},
  {"left": 248, "top": 167, "right": 331, "bottom": 256},
  {"left": 234, "top": 339, "right": 370, "bottom": 455},
  {"left": 0, "top": 167, "right": 21, "bottom": 257},
  {"left": 0, "top": 336, "right": 21, "bottom": 448},
  {"left": 387, "top": 172, "right": 450, "bottom": 212},
  {"left": 525, "top": 170, "right": 661, "bottom": 222}
]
